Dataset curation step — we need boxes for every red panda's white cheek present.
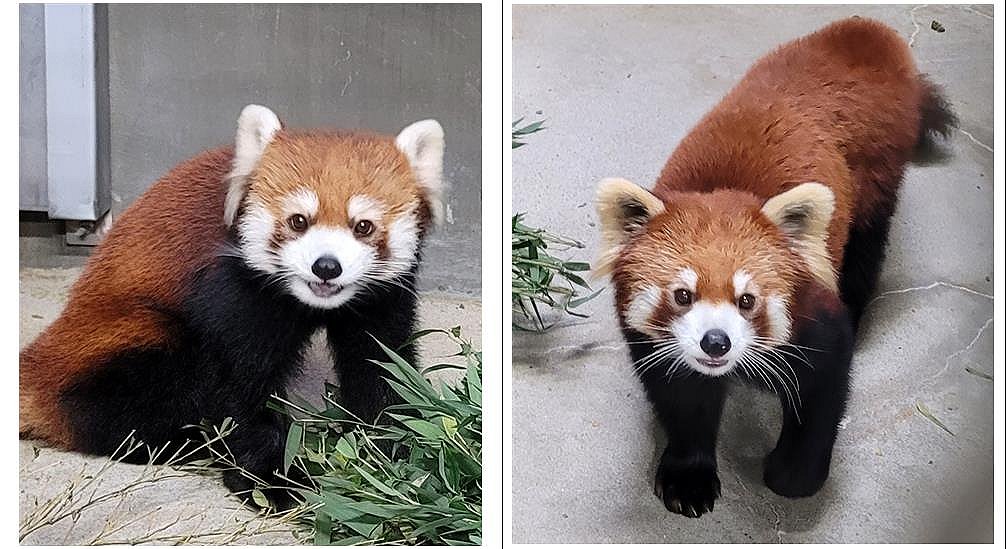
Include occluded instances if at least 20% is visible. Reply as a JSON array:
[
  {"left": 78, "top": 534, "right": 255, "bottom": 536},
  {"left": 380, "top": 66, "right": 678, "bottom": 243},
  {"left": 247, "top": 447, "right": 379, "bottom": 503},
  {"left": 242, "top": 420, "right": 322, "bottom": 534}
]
[
  {"left": 237, "top": 200, "right": 282, "bottom": 275},
  {"left": 347, "top": 195, "right": 420, "bottom": 281},
  {"left": 238, "top": 188, "right": 326, "bottom": 276},
  {"left": 384, "top": 209, "right": 421, "bottom": 273},
  {"left": 623, "top": 284, "right": 664, "bottom": 336},
  {"left": 764, "top": 294, "right": 792, "bottom": 342}
]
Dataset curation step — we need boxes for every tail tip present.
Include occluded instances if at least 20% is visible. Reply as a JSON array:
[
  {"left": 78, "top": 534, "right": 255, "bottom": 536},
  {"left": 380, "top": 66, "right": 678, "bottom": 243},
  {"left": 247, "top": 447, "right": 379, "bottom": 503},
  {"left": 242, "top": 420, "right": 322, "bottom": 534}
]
[{"left": 914, "top": 74, "right": 958, "bottom": 161}]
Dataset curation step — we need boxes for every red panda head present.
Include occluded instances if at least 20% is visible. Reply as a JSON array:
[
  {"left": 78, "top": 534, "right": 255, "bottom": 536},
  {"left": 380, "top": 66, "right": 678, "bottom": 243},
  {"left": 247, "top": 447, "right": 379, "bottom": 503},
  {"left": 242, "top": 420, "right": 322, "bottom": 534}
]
[
  {"left": 595, "top": 178, "right": 836, "bottom": 378},
  {"left": 222, "top": 105, "right": 445, "bottom": 309}
]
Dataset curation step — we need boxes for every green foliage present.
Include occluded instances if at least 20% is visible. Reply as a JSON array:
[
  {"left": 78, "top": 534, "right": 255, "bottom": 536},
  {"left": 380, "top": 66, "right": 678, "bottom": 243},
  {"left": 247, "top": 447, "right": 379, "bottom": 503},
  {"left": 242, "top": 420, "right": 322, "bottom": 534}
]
[
  {"left": 511, "top": 118, "right": 545, "bottom": 148},
  {"left": 511, "top": 116, "right": 600, "bottom": 330},
  {"left": 272, "top": 328, "right": 482, "bottom": 545},
  {"left": 512, "top": 214, "right": 602, "bottom": 330}
]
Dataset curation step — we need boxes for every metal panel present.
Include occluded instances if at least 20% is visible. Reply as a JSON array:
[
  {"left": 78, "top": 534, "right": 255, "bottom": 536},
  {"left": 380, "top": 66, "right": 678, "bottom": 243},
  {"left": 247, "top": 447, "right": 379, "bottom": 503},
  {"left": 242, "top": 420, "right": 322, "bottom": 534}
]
[
  {"left": 19, "top": 4, "right": 47, "bottom": 212},
  {"left": 43, "top": 4, "right": 110, "bottom": 221}
]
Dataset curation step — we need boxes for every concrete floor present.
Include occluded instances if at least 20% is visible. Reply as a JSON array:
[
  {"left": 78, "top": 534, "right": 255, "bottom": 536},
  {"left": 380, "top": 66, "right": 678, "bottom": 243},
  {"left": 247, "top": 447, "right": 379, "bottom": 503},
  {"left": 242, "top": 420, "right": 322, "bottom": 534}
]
[
  {"left": 19, "top": 267, "right": 481, "bottom": 545},
  {"left": 512, "top": 5, "right": 994, "bottom": 544}
]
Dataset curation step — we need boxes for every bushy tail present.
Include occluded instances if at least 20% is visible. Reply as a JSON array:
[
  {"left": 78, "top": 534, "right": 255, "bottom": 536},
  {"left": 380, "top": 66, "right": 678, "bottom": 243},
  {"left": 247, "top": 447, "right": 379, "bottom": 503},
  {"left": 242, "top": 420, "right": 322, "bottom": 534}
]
[{"left": 914, "top": 74, "right": 958, "bottom": 159}]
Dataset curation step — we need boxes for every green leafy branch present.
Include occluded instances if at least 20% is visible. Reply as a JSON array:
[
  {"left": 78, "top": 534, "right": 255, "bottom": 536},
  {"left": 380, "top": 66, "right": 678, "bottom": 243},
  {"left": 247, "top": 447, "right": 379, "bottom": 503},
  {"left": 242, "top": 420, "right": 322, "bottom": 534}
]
[
  {"left": 512, "top": 214, "right": 602, "bottom": 331},
  {"left": 270, "top": 328, "right": 482, "bottom": 545},
  {"left": 512, "top": 118, "right": 545, "bottom": 148}
]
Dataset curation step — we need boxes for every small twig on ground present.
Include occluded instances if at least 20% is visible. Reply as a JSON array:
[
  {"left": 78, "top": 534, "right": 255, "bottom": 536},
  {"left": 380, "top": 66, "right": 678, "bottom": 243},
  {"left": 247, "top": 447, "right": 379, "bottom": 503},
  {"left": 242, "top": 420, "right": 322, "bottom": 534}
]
[{"left": 915, "top": 401, "right": 955, "bottom": 436}]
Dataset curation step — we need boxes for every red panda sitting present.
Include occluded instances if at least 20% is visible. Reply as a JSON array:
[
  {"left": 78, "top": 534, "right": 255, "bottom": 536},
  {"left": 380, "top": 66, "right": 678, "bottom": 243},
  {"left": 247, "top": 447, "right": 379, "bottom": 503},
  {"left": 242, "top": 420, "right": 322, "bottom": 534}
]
[
  {"left": 20, "top": 105, "right": 445, "bottom": 501},
  {"left": 595, "top": 18, "right": 955, "bottom": 517}
]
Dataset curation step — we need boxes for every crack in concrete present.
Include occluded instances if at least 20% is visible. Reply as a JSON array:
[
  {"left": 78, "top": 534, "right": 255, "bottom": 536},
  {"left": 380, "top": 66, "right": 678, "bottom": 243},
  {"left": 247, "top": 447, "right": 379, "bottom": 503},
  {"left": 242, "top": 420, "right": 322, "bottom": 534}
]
[
  {"left": 961, "top": 5, "right": 994, "bottom": 20},
  {"left": 866, "top": 280, "right": 994, "bottom": 310},
  {"left": 908, "top": 5, "right": 926, "bottom": 48},
  {"left": 927, "top": 316, "right": 994, "bottom": 384},
  {"left": 340, "top": 73, "right": 352, "bottom": 96},
  {"left": 958, "top": 128, "right": 994, "bottom": 153},
  {"left": 734, "top": 473, "right": 786, "bottom": 543}
]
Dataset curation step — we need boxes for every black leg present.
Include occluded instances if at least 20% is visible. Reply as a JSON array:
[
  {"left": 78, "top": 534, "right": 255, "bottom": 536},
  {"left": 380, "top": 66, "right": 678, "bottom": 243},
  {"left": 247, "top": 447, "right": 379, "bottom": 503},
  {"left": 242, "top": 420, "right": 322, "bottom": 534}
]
[
  {"left": 328, "top": 330, "right": 410, "bottom": 424},
  {"left": 840, "top": 210, "right": 894, "bottom": 328},
  {"left": 59, "top": 348, "right": 203, "bottom": 461},
  {"left": 763, "top": 290, "right": 854, "bottom": 498},
  {"left": 630, "top": 332, "right": 727, "bottom": 517},
  {"left": 326, "top": 289, "right": 418, "bottom": 425},
  {"left": 220, "top": 405, "right": 293, "bottom": 508}
]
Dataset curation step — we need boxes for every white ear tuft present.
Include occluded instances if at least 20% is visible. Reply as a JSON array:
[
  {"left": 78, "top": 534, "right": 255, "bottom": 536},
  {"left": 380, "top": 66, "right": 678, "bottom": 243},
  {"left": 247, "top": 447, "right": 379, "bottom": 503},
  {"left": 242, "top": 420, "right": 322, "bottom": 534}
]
[
  {"left": 223, "top": 105, "right": 282, "bottom": 227},
  {"left": 761, "top": 182, "right": 837, "bottom": 291},
  {"left": 396, "top": 119, "right": 446, "bottom": 225},
  {"left": 593, "top": 177, "right": 666, "bottom": 278}
]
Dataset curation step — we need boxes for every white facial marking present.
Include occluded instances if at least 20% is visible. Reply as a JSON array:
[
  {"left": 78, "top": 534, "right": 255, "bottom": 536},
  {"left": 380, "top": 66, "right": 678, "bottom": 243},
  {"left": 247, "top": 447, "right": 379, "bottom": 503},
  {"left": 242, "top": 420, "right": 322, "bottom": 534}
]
[
  {"left": 385, "top": 208, "right": 421, "bottom": 273},
  {"left": 671, "top": 302, "right": 754, "bottom": 377},
  {"left": 765, "top": 294, "right": 791, "bottom": 342},
  {"left": 625, "top": 285, "right": 663, "bottom": 336},
  {"left": 237, "top": 192, "right": 422, "bottom": 309},
  {"left": 283, "top": 189, "right": 319, "bottom": 218},
  {"left": 732, "top": 270, "right": 753, "bottom": 298},
  {"left": 280, "top": 226, "right": 374, "bottom": 309},
  {"left": 347, "top": 194, "right": 385, "bottom": 221},
  {"left": 676, "top": 268, "right": 698, "bottom": 292},
  {"left": 237, "top": 201, "right": 279, "bottom": 273}
]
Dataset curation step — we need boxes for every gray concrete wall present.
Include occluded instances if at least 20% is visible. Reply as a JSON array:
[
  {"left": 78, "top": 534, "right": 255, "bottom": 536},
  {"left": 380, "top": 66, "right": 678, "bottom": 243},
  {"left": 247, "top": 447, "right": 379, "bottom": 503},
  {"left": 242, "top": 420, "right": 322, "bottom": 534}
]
[{"left": 22, "top": 3, "right": 481, "bottom": 295}]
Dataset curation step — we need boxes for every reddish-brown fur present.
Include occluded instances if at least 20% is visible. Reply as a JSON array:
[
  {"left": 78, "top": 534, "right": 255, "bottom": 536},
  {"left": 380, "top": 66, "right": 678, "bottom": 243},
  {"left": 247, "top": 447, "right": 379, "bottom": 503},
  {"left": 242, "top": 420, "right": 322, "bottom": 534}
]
[
  {"left": 614, "top": 193, "right": 808, "bottom": 336},
  {"left": 602, "top": 18, "right": 947, "bottom": 512},
  {"left": 20, "top": 131, "right": 427, "bottom": 449},
  {"left": 20, "top": 149, "right": 232, "bottom": 445},
  {"left": 251, "top": 131, "right": 431, "bottom": 235},
  {"left": 654, "top": 17, "right": 923, "bottom": 265},
  {"left": 614, "top": 18, "right": 929, "bottom": 323}
]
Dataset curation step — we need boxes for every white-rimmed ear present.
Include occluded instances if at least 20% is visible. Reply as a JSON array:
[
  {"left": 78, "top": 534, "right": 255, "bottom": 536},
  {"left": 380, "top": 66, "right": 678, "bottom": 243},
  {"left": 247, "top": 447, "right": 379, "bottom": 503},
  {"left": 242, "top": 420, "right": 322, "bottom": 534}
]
[
  {"left": 761, "top": 182, "right": 837, "bottom": 291},
  {"left": 396, "top": 119, "right": 445, "bottom": 225},
  {"left": 223, "top": 105, "right": 282, "bottom": 227},
  {"left": 593, "top": 177, "right": 666, "bottom": 277}
]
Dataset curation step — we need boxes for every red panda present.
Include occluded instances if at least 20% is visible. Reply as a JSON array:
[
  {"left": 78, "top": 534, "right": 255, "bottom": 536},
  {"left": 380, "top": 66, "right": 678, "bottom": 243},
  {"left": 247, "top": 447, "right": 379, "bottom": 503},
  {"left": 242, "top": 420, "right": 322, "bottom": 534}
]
[
  {"left": 20, "top": 105, "right": 445, "bottom": 501},
  {"left": 594, "top": 18, "right": 955, "bottom": 517}
]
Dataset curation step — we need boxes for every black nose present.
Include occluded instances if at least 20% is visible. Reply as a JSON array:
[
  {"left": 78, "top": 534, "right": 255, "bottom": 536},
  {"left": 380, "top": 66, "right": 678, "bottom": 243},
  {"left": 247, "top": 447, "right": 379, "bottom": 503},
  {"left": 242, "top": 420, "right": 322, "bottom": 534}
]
[
  {"left": 311, "top": 256, "right": 342, "bottom": 281},
  {"left": 700, "top": 329, "right": 731, "bottom": 358}
]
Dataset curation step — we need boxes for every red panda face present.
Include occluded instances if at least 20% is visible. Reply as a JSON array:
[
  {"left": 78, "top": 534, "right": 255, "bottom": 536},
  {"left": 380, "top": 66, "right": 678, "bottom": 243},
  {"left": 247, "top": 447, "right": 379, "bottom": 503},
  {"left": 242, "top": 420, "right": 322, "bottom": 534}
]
[
  {"left": 615, "top": 201, "right": 798, "bottom": 377},
  {"left": 223, "top": 106, "right": 444, "bottom": 309},
  {"left": 596, "top": 179, "right": 836, "bottom": 379}
]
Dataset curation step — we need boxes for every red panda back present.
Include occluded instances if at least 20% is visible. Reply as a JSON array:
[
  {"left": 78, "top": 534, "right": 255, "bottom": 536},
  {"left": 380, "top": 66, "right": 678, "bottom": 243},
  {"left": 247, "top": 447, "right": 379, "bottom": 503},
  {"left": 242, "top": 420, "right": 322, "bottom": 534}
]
[
  {"left": 654, "top": 17, "right": 925, "bottom": 266},
  {"left": 20, "top": 147, "right": 233, "bottom": 445}
]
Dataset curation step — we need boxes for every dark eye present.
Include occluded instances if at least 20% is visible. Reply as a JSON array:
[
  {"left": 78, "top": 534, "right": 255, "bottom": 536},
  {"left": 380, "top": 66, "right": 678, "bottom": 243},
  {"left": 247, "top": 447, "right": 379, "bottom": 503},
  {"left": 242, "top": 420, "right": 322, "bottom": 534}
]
[
  {"left": 354, "top": 219, "right": 375, "bottom": 237},
  {"left": 673, "top": 289, "right": 693, "bottom": 306},
  {"left": 287, "top": 214, "right": 309, "bottom": 232},
  {"left": 738, "top": 293, "right": 756, "bottom": 310}
]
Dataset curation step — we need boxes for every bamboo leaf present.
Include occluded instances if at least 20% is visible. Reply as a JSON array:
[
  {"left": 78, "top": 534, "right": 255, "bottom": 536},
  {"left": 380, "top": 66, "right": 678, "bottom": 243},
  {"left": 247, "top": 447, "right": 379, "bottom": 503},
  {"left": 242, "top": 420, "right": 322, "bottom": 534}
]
[{"left": 283, "top": 422, "right": 303, "bottom": 475}]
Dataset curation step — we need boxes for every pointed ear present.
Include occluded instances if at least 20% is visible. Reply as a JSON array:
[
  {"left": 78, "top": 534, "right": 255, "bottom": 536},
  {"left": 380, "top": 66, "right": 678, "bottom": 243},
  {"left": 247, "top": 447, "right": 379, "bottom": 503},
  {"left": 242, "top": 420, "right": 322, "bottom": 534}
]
[
  {"left": 761, "top": 182, "right": 837, "bottom": 291},
  {"left": 593, "top": 177, "right": 666, "bottom": 277},
  {"left": 396, "top": 120, "right": 445, "bottom": 225},
  {"left": 224, "top": 105, "right": 282, "bottom": 227}
]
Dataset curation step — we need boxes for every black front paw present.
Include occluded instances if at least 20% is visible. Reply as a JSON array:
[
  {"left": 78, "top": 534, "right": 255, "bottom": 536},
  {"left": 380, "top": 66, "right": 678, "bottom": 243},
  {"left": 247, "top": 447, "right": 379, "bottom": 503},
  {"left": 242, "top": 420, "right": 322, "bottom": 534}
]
[
  {"left": 763, "top": 447, "right": 830, "bottom": 498},
  {"left": 654, "top": 456, "right": 721, "bottom": 518},
  {"left": 222, "top": 469, "right": 298, "bottom": 511}
]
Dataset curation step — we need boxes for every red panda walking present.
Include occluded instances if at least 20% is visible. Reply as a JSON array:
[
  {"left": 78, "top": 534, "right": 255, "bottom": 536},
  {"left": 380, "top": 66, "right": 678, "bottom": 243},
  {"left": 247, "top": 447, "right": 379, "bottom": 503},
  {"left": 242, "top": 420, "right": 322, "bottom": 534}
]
[
  {"left": 595, "top": 18, "right": 955, "bottom": 517},
  {"left": 20, "top": 105, "right": 445, "bottom": 501}
]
